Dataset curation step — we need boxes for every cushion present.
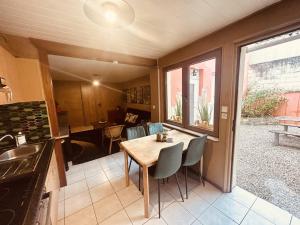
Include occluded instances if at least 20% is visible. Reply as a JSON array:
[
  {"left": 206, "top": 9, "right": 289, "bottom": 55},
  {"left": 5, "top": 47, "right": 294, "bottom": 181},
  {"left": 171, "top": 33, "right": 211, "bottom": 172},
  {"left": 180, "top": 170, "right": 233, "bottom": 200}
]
[{"left": 124, "top": 113, "right": 139, "bottom": 124}]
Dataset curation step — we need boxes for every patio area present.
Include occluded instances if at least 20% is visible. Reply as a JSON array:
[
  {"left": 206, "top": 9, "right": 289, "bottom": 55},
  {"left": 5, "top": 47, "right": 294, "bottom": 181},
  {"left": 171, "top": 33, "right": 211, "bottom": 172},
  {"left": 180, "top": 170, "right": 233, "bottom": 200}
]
[{"left": 235, "top": 124, "right": 300, "bottom": 218}]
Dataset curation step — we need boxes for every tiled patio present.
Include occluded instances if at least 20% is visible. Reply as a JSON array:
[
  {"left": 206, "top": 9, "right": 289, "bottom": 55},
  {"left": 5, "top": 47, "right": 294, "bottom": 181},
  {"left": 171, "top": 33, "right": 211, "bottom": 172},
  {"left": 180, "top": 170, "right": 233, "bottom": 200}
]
[{"left": 58, "top": 152, "right": 300, "bottom": 225}]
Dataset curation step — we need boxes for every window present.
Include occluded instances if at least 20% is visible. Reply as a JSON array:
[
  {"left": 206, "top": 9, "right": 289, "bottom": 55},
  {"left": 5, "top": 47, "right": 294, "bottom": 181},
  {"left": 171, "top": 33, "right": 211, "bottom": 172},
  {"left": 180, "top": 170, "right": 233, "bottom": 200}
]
[
  {"left": 166, "top": 68, "right": 182, "bottom": 124},
  {"left": 164, "top": 49, "right": 221, "bottom": 137}
]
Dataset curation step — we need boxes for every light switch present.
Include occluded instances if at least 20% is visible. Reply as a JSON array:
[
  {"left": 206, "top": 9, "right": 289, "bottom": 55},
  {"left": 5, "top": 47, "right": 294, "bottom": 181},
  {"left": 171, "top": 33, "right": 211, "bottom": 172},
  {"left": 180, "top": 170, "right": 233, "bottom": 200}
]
[
  {"left": 221, "top": 106, "right": 228, "bottom": 113},
  {"left": 221, "top": 113, "right": 227, "bottom": 119}
]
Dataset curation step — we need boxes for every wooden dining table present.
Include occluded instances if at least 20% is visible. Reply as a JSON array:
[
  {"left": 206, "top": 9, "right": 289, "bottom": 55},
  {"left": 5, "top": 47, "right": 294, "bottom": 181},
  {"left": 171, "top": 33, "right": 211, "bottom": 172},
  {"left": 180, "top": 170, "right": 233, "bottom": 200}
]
[{"left": 120, "top": 129, "right": 201, "bottom": 218}]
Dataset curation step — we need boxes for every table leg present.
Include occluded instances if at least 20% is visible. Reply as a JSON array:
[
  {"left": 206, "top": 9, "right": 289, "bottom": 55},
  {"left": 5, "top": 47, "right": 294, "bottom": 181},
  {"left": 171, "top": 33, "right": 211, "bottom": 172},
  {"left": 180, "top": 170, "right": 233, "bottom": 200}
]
[
  {"left": 124, "top": 151, "right": 129, "bottom": 186},
  {"left": 142, "top": 165, "right": 149, "bottom": 218},
  {"left": 101, "top": 128, "right": 105, "bottom": 146}
]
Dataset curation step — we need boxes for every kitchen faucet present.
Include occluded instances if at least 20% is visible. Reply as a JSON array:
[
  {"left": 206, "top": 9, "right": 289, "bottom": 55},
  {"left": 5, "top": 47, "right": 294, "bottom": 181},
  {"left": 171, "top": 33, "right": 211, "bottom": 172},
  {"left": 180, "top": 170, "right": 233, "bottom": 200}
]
[{"left": 0, "top": 134, "right": 14, "bottom": 142}]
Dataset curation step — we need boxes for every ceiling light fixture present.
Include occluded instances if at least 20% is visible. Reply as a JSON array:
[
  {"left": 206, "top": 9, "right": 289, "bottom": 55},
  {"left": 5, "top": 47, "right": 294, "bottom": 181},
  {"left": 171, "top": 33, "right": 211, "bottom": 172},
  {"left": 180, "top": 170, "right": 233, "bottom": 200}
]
[
  {"left": 83, "top": 0, "right": 135, "bottom": 28},
  {"left": 104, "top": 9, "right": 118, "bottom": 23},
  {"left": 112, "top": 60, "right": 119, "bottom": 64},
  {"left": 92, "top": 80, "right": 100, "bottom": 86}
]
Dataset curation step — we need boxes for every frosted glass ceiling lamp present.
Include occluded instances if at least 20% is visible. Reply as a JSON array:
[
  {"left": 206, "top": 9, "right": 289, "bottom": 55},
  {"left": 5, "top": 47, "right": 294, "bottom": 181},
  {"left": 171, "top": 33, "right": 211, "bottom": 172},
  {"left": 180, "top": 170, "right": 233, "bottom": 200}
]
[{"left": 83, "top": 0, "right": 135, "bottom": 28}]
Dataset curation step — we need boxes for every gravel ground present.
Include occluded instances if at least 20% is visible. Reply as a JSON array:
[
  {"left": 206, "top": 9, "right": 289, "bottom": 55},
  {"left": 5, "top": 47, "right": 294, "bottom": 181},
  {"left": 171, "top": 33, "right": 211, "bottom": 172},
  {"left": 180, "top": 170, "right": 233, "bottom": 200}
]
[{"left": 235, "top": 124, "right": 300, "bottom": 218}]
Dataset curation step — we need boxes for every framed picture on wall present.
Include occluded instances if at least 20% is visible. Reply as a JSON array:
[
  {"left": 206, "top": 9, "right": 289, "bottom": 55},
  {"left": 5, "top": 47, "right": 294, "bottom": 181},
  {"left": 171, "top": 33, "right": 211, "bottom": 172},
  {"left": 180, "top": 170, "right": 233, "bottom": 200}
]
[
  {"left": 130, "top": 87, "right": 137, "bottom": 103},
  {"left": 142, "top": 85, "right": 151, "bottom": 105}
]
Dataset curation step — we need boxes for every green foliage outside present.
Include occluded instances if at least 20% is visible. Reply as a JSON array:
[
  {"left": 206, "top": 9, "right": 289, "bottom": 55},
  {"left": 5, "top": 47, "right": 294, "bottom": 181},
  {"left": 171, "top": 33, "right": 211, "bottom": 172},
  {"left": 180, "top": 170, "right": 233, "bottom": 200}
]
[
  {"left": 174, "top": 95, "right": 182, "bottom": 117},
  {"left": 198, "top": 102, "right": 212, "bottom": 123},
  {"left": 242, "top": 88, "right": 286, "bottom": 118}
]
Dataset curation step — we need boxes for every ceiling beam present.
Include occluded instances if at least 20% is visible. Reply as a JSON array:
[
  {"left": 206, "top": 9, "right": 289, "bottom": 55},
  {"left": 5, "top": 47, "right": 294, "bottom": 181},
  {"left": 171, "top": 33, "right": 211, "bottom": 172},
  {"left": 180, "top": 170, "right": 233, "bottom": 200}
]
[
  {"left": 30, "top": 38, "right": 157, "bottom": 67},
  {"left": 0, "top": 33, "right": 39, "bottom": 59}
]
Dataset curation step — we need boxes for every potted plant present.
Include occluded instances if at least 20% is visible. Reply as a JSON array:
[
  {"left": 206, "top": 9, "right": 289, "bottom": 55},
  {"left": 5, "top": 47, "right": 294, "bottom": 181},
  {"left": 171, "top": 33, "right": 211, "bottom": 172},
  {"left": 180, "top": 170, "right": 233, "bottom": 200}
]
[
  {"left": 198, "top": 102, "right": 212, "bottom": 127},
  {"left": 173, "top": 95, "right": 182, "bottom": 122}
]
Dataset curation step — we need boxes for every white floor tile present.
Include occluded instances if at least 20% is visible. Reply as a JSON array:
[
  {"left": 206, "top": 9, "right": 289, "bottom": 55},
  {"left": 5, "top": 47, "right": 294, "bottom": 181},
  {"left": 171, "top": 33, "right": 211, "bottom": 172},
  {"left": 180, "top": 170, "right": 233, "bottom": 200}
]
[
  {"left": 89, "top": 181, "right": 114, "bottom": 203},
  {"left": 86, "top": 172, "right": 108, "bottom": 188},
  {"left": 241, "top": 210, "right": 274, "bottom": 225},
  {"left": 251, "top": 198, "right": 292, "bottom": 225},
  {"left": 291, "top": 216, "right": 300, "bottom": 225},
  {"left": 64, "top": 180, "right": 88, "bottom": 199},
  {"left": 59, "top": 188, "right": 65, "bottom": 202},
  {"left": 125, "top": 198, "right": 156, "bottom": 225},
  {"left": 100, "top": 160, "right": 120, "bottom": 171},
  {"left": 64, "top": 191, "right": 92, "bottom": 217},
  {"left": 65, "top": 205, "right": 97, "bottom": 225},
  {"left": 212, "top": 195, "right": 249, "bottom": 224},
  {"left": 150, "top": 187, "right": 175, "bottom": 212},
  {"left": 162, "top": 202, "right": 196, "bottom": 225},
  {"left": 224, "top": 186, "right": 257, "bottom": 208},
  {"left": 84, "top": 166, "right": 104, "bottom": 178},
  {"left": 143, "top": 217, "right": 168, "bottom": 225},
  {"left": 104, "top": 166, "right": 124, "bottom": 180},
  {"left": 58, "top": 201, "right": 64, "bottom": 220},
  {"left": 67, "top": 171, "right": 85, "bottom": 185},
  {"left": 93, "top": 193, "right": 123, "bottom": 222},
  {"left": 116, "top": 184, "right": 143, "bottom": 207},
  {"left": 180, "top": 191, "right": 210, "bottom": 218},
  {"left": 192, "top": 182, "right": 222, "bottom": 204},
  {"left": 98, "top": 209, "right": 132, "bottom": 225},
  {"left": 57, "top": 219, "right": 64, "bottom": 225},
  {"left": 110, "top": 176, "right": 133, "bottom": 192},
  {"left": 198, "top": 206, "right": 238, "bottom": 225},
  {"left": 192, "top": 220, "right": 204, "bottom": 225},
  {"left": 66, "top": 164, "right": 83, "bottom": 175}
]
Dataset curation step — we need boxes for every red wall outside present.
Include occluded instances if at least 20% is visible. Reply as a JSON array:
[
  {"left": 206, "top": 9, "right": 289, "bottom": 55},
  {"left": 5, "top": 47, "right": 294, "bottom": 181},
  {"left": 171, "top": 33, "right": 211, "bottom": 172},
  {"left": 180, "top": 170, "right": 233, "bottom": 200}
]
[{"left": 274, "top": 92, "right": 300, "bottom": 117}]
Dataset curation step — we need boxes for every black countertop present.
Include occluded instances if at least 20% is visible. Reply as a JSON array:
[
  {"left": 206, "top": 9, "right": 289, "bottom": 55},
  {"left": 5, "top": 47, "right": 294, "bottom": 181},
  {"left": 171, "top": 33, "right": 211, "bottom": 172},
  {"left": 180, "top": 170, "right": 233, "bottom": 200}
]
[{"left": 0, "top": 139, "right": 55, "bottom": 225}]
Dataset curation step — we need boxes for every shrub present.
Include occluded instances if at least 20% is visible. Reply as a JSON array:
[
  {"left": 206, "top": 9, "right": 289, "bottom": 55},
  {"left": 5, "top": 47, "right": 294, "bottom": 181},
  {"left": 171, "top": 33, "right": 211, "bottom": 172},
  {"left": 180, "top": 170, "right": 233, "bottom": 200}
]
[{"left": 241, "top": 88, "right": 286, "bottom": 118}]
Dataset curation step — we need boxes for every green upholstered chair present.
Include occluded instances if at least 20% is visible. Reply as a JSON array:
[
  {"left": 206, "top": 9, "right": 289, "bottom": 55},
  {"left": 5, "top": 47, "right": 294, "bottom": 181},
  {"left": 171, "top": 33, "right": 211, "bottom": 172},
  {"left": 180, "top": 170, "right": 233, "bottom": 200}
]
[
  {"left": 182, "top": 135, "right": 207, "bottom": 199},
  {"left": 148, "top": 122, "right": 164, "bottom": 135},
  {"left": 126, "top": 126, "right": 146, "bottom": 190},
  {"left": 154, "top": 142, "right": 185, "bottom": 218}
]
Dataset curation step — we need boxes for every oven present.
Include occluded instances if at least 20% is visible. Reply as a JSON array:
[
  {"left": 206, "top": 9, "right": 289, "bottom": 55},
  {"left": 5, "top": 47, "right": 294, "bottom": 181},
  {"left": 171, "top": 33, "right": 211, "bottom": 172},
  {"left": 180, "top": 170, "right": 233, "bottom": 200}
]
[{"left": 36, "top": 190, "right": 52, "bottom": 225}]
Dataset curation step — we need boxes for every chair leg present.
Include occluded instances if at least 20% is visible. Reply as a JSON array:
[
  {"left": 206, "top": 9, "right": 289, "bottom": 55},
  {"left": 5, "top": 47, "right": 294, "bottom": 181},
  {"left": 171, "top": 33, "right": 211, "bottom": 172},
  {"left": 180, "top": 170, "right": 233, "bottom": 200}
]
[
  {"left": 158, "top": 179, "right": 161, "bottom": 218},
  {"left": 185, "top": 167, "right": 188, "bottom": 199},
  {"left": 199, "top": 166, "right": 205, "bottom": 187},
  {"left": 128, "top": 158, "right": 132, "bottom": 173},
  {"left": 175, "top": 173, "right": 184, "bottom": 202},
  {"left": 109, "top": 138, "right": 112, "bottom": 154}
]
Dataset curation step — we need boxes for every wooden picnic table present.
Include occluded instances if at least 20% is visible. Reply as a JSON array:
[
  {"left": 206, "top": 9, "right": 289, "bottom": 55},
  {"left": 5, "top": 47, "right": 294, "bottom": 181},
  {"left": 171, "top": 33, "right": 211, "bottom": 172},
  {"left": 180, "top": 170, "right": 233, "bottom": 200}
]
[
  {"left": 120, "top": 129, "right": 203, "bottom": 218},
  {"left": 275, "top": 116, "right": 300, "bottom": 131},
  {"left": 270, "top": 116, "right": 300, "bottom": 145}
]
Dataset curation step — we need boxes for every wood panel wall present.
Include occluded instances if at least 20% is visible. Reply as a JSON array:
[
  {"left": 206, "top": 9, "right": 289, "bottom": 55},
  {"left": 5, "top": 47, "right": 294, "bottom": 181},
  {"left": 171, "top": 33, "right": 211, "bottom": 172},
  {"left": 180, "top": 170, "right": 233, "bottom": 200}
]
[
  {"left": 157, "top": 0, "right": 300, "bottom": 191},
  {"left": 53, "top": 80, "right": 123, "bottom": 127}
]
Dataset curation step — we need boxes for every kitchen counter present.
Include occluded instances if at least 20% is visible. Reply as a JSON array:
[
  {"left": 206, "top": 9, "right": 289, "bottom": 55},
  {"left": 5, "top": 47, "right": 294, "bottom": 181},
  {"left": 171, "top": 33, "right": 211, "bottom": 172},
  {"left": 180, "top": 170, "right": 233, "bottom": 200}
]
[{"left": 0, "top": 138, "right": 55, "bottom": 225}]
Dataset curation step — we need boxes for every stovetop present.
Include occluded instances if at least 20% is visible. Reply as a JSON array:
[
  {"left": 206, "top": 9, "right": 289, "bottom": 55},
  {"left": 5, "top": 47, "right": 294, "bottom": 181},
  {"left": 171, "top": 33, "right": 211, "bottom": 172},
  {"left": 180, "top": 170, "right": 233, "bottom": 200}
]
[{"left": 0, "top": 175, "right": 37, "bottom": 225}]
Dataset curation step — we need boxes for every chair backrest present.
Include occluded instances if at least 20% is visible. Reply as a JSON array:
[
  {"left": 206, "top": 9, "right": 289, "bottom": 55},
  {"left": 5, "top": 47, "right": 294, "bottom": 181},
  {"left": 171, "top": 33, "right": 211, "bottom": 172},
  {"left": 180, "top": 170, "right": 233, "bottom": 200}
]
[
  {"left": 154, "top": 142, "right": 184, "bottom": 179},
  {"left": 107, "top": 125, "right": 124, "bottom": 138},
  {"left": 183, "top": 135, "right": 207, "bottom": 167},
  {"left": 126, "top": 126, "right": 146, "bottom": 140},
  {"left": 148, "top": 123, "right": 164, "bottom": 135}
]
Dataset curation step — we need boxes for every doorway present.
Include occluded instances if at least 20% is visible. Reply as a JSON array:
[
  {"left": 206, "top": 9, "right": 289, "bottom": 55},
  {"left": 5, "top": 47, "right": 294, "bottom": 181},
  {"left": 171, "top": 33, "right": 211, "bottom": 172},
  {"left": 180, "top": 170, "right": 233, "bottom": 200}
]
[{"left": 232, "top": 30, "right": 300, "bottom": 218}]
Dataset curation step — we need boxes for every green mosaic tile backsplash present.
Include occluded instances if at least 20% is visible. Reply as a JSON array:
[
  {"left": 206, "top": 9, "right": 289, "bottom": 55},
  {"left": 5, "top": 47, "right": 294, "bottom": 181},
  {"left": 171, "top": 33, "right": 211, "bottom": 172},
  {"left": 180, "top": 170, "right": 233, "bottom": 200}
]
[{"left": 0, "top": 101, "right": 51, "bottom": 149}]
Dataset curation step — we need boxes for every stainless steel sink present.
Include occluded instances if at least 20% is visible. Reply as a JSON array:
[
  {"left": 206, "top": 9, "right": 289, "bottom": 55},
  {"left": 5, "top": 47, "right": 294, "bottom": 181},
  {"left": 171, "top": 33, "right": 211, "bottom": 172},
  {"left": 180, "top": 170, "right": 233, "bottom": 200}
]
[{"left": 0, "top": 144, "right": 42, "bottom": 162}]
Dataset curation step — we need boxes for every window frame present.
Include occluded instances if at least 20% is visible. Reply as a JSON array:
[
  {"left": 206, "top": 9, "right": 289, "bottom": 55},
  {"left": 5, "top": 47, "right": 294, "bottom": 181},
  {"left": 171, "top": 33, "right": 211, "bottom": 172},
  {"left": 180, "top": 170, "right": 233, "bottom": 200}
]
[
  {"left": 163, "top": 48, "right": 222, "bottom": 137},
  {"left": 164, "top": 63, "right": 185, "bottom": 127}
]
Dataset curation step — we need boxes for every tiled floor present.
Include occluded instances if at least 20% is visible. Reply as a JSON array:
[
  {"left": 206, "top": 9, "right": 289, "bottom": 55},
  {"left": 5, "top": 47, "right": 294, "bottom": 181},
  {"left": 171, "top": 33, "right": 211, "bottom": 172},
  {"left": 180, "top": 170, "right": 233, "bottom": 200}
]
[{"left": 58, "top": 152, "right": 300, "bottom": 225}]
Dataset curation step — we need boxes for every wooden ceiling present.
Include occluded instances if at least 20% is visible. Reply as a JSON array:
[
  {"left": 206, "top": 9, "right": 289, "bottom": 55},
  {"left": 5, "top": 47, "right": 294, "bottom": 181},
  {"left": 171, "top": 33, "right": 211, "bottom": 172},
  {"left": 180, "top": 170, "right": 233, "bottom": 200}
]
[
  {"left": 0, "top": 0, "right": 279, "bottom": 59},
  {"left": 49, "top": 55, "right": 151, "bottom": 83}
]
